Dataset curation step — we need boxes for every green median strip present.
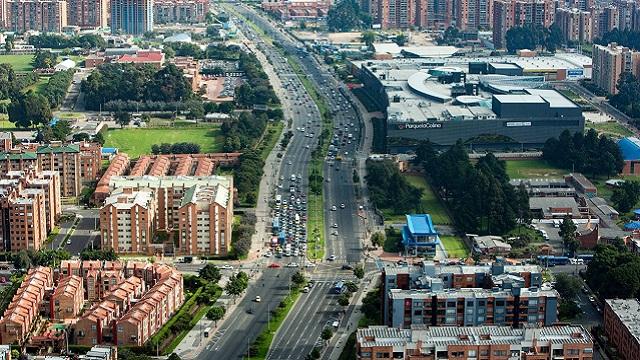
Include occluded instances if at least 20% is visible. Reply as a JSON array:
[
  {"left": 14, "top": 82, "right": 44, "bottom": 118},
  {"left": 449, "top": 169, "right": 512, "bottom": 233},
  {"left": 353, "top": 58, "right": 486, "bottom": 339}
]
[{"left": 247, "top": 288, "right": 301, "bottom": 359}]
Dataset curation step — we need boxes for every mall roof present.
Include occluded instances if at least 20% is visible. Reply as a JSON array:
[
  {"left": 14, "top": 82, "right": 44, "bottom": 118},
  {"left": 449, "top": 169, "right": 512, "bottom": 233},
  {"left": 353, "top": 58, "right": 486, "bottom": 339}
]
[
  {"left": 618, "top": 137, "right": 640, "bottom": 161},
  {"left": 525, "top": 89, "right": 579, "bottom": 108}
]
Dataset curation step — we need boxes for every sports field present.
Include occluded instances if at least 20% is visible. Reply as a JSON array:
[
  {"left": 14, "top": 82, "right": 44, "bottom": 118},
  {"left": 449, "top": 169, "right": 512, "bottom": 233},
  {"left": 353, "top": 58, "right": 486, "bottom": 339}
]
[
  {"left": 403, "top": 174, "right": 452, "bottom": 225},
  {"left": 505, "top": 159, "right": 566, "bottom": 179},
  {"left": 440, "top": 235, "right": 470, "bottom": 258},
  {"left": 104, "top": 127, "right": 223, "bottom": 158},
  {"left": 0, "top": 54, "right": 34, "bottom": 72}
]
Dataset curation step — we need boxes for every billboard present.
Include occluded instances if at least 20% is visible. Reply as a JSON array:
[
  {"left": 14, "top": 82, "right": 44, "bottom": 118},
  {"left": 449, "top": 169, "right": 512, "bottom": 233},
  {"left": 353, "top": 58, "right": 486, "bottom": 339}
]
[{"left": 396, "top": 122, "right": 443, "bottom": 130}]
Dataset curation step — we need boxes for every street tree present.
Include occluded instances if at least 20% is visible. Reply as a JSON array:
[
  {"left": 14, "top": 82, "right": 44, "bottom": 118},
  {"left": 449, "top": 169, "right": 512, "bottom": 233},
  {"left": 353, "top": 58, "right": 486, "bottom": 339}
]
[
  {"left": 206, "top": 306, "right": 226, "bottom": 325},
  {"left": 321, "top": 327, "right": 333, "bottom": 341},
  {"left": 292, "top": 271, "right": 306, "bottom": 287},
  {"left": 559, "top": 216, "right": 579, "bottom": 256},
  {"left": 199, "top": 264, "right": 222, "bottom": 283},
  {"left": 370, "top": 232, "right": 385, "bottom": 248},
  {"left": 353, "top": 265, "right": 364, "bottom": 279},
  {"left": 114, "top": 111, "right": 131, "bottom": 128},
  {"left": 553, "top": 273, "right": 582, "bottom": 300}
]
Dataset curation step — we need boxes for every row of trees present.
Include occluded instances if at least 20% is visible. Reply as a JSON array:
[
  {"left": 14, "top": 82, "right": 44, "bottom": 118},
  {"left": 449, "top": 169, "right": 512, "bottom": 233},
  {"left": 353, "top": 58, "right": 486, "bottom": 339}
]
[
  {"left": 12, "top": 249, "right": 71, "bottom": 269},
  {"left": 595, "top": 28, "right": 640, "bottom": 51},
  {"left": 235, "top": 150, "right": 265, "bottom": 205},
  {"left": 222, "top": 111, "right": 268, "bottom": 152},
  {"left": 232, "top": 212, "right": 256, "bottom": 258},
  {"left": 609, "top": 73, "right": 640, "bottom": 118},
  {"left": 234, "top": 52, "right": 279, "bottom": 108},
  {"left": 415, "top": 141, "right": 530, "bottom": 235},
  {"left": 82, "top": 63, "right": 193, "bottom": 111},
  {"left": 326, "top": 0, "right": 371, "bottom": 31},
  {"left": 505, "top": 24, "right": 563, "bottom": 54},
  {"left": 365, "top": 160, "right": 422, "bottom": 215},
  {"left": 28, "top": 33, "right": 105, "bottom": 49},
  {"left": 611, "top": 180, "right": 640, "bottom": 213},
  {"left": 542, "top": 129, "right": 624, "bottom": 178},
  {"left": 41, "top": 69, "right": 74, "bottom": 108},
  {"left": 164, "top": 43, "right": 241, "bottom": 61},
  {"left": 151, "top": 142, "right": 201, "bottom": 155}
]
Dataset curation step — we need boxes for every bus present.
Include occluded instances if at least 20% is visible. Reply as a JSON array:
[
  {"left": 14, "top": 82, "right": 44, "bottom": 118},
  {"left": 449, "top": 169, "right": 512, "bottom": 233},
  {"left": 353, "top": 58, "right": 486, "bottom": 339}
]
[
  {"left": 332, "top": 281, "right": 345, "bottom": 294},
  {"left": 576, "top": 254, "right": 594, "bottom": 264},
  {"left": 537, "top": 255, "right": 570, "bottom": 266}
]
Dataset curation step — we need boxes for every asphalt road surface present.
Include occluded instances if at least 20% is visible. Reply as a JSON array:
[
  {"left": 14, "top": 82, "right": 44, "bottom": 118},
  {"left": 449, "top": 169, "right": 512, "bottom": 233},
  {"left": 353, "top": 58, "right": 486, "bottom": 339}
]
[
  {"left": 230, "top": 5, "right": 365, "bottom": 359},
  {"left": 195, "top": 268, "right": 295, "bottom": 360}
]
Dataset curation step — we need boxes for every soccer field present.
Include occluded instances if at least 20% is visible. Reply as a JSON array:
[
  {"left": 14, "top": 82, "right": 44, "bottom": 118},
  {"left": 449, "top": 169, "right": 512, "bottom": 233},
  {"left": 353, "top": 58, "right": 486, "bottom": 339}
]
[
  {"left": 0, "top": 54, "right": 34, "bottom": 72},
  {"left": 104, "top": 127, "right": 223, "bottom": 158}
]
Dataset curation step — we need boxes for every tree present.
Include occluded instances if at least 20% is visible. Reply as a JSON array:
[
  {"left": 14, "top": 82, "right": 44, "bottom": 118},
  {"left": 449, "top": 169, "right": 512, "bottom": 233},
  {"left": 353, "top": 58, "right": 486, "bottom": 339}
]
[
  {"left": 611, "top": 180, "right": 640, "bottom": 213},
  {"left": 558, "top": 300, "right": 581, "bottom": 320},
  {"left": 80, "top": 248, "right": 117, "bottom": 261},
  {"left": 167, "top": 354, "right": 182, "bottom": 360},
  {"left": 114, "top": 111, "right": 131, "bottom": 128},
  {"left": 559, "top": 216, "right": 579, "bottom": 256},
  {"left": 224, "top": 278, "right": 244, "bottom": 302},
  {"left": 554, "top": 273, "right": 582, "bottom": 300},
  {"left": 13, "top": 250, "right": 31, "bottom": 269},
  {"left": 8, "top": 92, "right": 52, "bottom": 128},
  {"left": 327, "top": 0, "right": 368, "bottom": 31},
  {"left": 321, "top": 327, "right": 333, "bottom": 341},
  {"left": 206, "top": 306, "right": 226, "bottom": 325},
  {"left": 51, "top": 119, "right": 72, "bottom": 141},
  {"left": 361, "top": 31, "right": 376, "bottom": 46},
  {"left": 72, "top": 132, "right": 91, "bottom": 142},
  {"left": 308, "top": 348, "right": 321, "bottom": 360},
  {"left": 370, "top": 231, "right": 385, "bottom": 248},
  {"left": 292, "top": 271, "right": 306, "bottom": 287},
  {"left": 394, "top": 33, "right": 407, "bottom": 46},
  {"left": 199, "top": 264, "right": 222, "bottom": 283},
  {"left": 361, "top": 288, "right": 381, "bottom": 324},
  {"left": 353, "top": 265, "right": 364, "bottom": 279},
  {"left": 338, "top": 293, "right": 350, "bottom": 306},
  {"left": 5, "top": 36, "right": 14, "bottom": 52},
  {"left": 31, "top": 50, "right": 57, "bottom": 69}
]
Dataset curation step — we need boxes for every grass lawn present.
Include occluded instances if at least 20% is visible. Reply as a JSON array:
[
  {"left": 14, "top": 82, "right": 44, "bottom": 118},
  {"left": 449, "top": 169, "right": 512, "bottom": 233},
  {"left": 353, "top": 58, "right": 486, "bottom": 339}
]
[
  {"left": 104, "top": 127, "right": 223, "bottom": 158},
  {"left": 307, "top": 192, "right": 325, "bottom": 260},
  {"left": 505, "top": 159, "right": 566, "bottom": 179},
  {"left": 257, "top": 121, "right": 284, "bottom": 161},
  {"left": 587, "top": 121, "right": 635, "bottom": 138},
  {"left": 440, "top": 235, "right": 470, "bottom": 258},
  {"left": 24, "top": 76, "right": 50, "bottom": 94},
  {"left": 0, "top": 54, "right": 34, "bottom": 72},
  {"left": 0, "top": 118, "right": 16, "bottom": 130},
  {"left": 403, "top": 174, "right": 452, "bottom": 225},
  {"left": 251, "top": 288, "right": 301, "bottom": 357}
]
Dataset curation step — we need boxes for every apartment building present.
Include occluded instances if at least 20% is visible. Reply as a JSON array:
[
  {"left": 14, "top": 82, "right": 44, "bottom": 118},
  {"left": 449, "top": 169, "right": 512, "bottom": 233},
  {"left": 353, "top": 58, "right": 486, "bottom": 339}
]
[
  {"left": 425, "top": 0, "right": 452, "bottom": 29},
  {"left": 386, "top": 287, "right": 558, "bottom": 328},
  {"left": 492, "top": 0, "right": 556, "bottom": 49},
  {"left": 5, "top": 0, "right": 67, "bottom": 33},
  {"left": 115, "top": 271, "right": 183, "bottom": 346},
  {"left": 177, "top": 184, "right": 232, "bottom": 256},
  {"left": 0, "top": 170, "right": 61, "bottom": 252},
  {"left": 456, "top": 0, "right": 493, "bottom": 31},
  {"left": 0, "top": 133, "right": 11, "bottom": 152},
  {"left": 604, "top": 299, "right": 640, "bottom": 360},
  {"left": 100, "top": 188, "right": 157, "bottom": 255},
  {"left": 50, "top": 275, "right": 84, "bottom": 320},
  {"left": 593, "top": 6, "right": 619, "bottom": 39},
  {"left": 153, "top": 0, "right": 209, "bottom": 23},
  {"left": 110, "top": 0, "right": 153, "bottom": 35},
  {"left": 0, "top": 267, "right": 53, "bottom": 345},
  {"left": 556, "top": 7, "right": 593, "bottom": 44},
  {"left": 592, "top": 42, "right": 640, "bottom": 95},
  {"left": 356, "top": 325, "right": 594, "bottom": 360},
  {"left": 75, "top": 300, "right": 121, "bottom": 347},
  {"left": 104, "top": 175, "right": 234, "bottom": 256},
  {"left": 94, "top": 153, "right": 130, "bottom": 205},
  {"left": 66, "top": 0, "right": 109, "bottom": 29}
]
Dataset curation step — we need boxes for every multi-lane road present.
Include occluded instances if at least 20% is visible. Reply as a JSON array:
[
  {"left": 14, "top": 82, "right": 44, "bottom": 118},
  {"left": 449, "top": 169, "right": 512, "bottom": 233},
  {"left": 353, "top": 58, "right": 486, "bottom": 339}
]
[{"left": 231, "top": 4, "right": 366, "bottom": 359}]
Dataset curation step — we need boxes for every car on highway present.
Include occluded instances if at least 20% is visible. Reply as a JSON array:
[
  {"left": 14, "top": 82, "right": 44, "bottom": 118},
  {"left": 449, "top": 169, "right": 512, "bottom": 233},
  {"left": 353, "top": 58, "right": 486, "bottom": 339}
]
[
  {"left": 341, "top": 264, "right": 354, "bottom": 270},
  {"left": 305, "top": 263, "right": 316, "bottom": 268},
  {"left": 255, "top": 296, "right": 262, "bottom": 302},
  {"left": 219, "top": 264, "right": 233, "bottom": 270},
  {"left": 302, "top": 286, "right": 310, "bottom": 293},
  {"left": 327, "top": 255, "right": 337, "bottom": 261},
  {"left": 66, "top": 240, "right": 71, "bottom": 245},
  {"left": 332, "top": 223, "right": 338, "bottom": 228},
  {"left": 330, "top": 205, "right": 337, "bottom": 211},
  {"left": 286, "top": 262, "right": 299, "bottom": 268},
  {"left": 268, "top": 263, "right": 281, "bottom": 268},
  {"left": 340, "top": 203, "right": 345, "bottom": 209}
]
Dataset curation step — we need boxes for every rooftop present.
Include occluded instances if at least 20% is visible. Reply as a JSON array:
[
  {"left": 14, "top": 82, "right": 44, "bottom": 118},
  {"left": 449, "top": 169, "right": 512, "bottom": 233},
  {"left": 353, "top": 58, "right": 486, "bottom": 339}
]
[
  {"left": 605, "top": 299, "right": 640, "bottom": 341},
  {"left": 388, "top": 286, "right": 558, "bottom": 300},
  {"left": 618, "top": 137, "right": 640, "bottom": 161},
  {"left": 406, "top": 214, "right": 437, "bottom": 235}
]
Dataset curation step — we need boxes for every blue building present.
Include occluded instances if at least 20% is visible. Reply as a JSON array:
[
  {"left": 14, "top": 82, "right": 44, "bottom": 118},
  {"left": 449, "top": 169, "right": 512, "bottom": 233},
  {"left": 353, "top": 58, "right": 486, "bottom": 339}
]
[
  {"left": 402, "top": 214, "right": 439, "bottom": 257},
  {"left": 110, "top": 0, "right": 153, "bottom": 35}
]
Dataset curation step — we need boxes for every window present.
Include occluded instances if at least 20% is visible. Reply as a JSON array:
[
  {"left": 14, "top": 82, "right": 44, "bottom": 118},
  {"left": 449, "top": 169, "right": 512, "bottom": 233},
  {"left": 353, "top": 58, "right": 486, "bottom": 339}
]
[
  {"left": 91, "top": 324, "right": 97, "bottom": 331},
  {"left": 118, "top": 325, "right": 124, "bottom": 332},
  {"left": 468, "top": 350, "right": 476, "bottom": 357},
  {"left": 92, "top": 338, "right": 97, "bottom": 345},
  {"left": 493, "top": 350, "right": 507, "bottom": 356}
]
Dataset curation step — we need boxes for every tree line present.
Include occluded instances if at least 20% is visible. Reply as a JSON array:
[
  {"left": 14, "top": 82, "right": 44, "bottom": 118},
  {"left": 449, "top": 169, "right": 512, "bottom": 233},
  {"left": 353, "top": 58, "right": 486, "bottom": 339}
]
[
  {"left": 505, "top": 24, "right": 563, "bottom": 54},
  {"left": 415, "top": 141, "right": 530, "bottom": 235},
  {"left": 326, "top": 0, "right": 371, "bottom": 32},
  {"left": 151, "top": 142, "right": 201, "bottom": 155},
  {"left": 81, "top": 63, "right": 193, "bottom": 111},
  {"left": 28, "top": 33, "right": 106, "bottom": 49},
  {"left": 594, "top": 28, "right": 640, "bottom": 51},
  {"left": 609, "top": 73, "right": 640, "bottom": 118},
  {"left": 542, "top": 129, "right": 624, "bottom": 178},
  {"left": 234, "top": 52, "right": 279, "bottom": 108},
  {"left": 365, "top": 159, "right": 422, "bottom": 215},
  {"left": 235, "top": 150, "right": 264, "bottom": 205},
  {"left": 221, "top": 111, "right": 268, "bottom": 152}
]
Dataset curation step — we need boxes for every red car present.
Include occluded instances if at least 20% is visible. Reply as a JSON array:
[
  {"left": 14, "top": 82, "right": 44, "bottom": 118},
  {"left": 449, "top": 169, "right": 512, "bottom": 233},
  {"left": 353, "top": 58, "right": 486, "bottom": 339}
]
[{"left": 268, "top": 263, "right": 281, "bottom": 269}]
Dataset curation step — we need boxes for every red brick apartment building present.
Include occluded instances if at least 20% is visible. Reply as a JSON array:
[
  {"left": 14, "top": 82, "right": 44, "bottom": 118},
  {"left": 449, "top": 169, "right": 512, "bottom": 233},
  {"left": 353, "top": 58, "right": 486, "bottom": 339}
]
[
  {"left": 50, "top": 275, "right": 84, "bottom": 320},
  {"left": 604, "top": 299, "right": 640, "bottom": 360},
  {"left": 357, "top": 325, "right": 594, "bottom": 360}
]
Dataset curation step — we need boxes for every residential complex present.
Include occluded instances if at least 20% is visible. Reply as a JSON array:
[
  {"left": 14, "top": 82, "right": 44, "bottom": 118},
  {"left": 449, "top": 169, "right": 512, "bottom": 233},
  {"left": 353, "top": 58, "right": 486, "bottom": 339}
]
[
  {"left": 100, "top": 175, "right": 234, "bottom": 256},
  {"left": 492, "top": 0, "right": 556, "bottom": 49},
  {"left": 0, "top": 142, "right": 102, "bottom": 197},
  {"left": 66, "top": 0, "right": 109, "bottom": 29},
  {"left": 261, "top": 0, "right": 331, "bottom": 20},
  {"left": 110, "top": 0, "right": 153, "bottom": 35},
  {"left": 356, "top": 325, "right": 594, "bottom": 360},
  {"left": 555, "top": 7, "right": 593, "bottom": 44},
  {"left": 4, "top": 0, "right": 68, "bottom": 33},
  {"left": 386, "top": 286, "right": 558, "bottom": 328},
  {"left": 0, "top": 261, "right": 183, "bottom": 348},
  {"left": 456, "top": 0, "right": 493, "bottom": 31},
  {"left": 0, "top": 169, "right": 61, "bottom": 252},
  {"left": 153, "top": 0, "right": 209, "bottom": 23},
  {"left": 592, "top": 43, "right": 640, "bottom": 95},
  {"left": 604, "top": 299, "right": 640, "bottom": 360}
]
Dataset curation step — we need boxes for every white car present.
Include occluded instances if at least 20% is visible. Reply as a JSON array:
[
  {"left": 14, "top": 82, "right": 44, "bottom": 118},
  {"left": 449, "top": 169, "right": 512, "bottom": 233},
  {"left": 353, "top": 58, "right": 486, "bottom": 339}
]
[
  {"left": 219, "top": 264, "right": 233, "bottom": 270},
  {"left": 305, "top": 263, "right": 316, "bottom": 268},
  {"left": 330, "top": 205, "right": 337, "bottom": 211},
  {"left": 302, "top": 286, "right": 310, "bottom": 293},
  {"left": 255, "top": 296, "right": 262, "bottom": 302},
  {"left": 286, "top": 262, "right": 299, "bottom": 268},
  {"left": 340, "top": 203, "right": 345, "bottom": 209},
  {"left": 332, "top": 223, "right": 338, "bottom": 228},
  {"left": 328, "top": 255, "right": 337, "bottom": 261}
]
